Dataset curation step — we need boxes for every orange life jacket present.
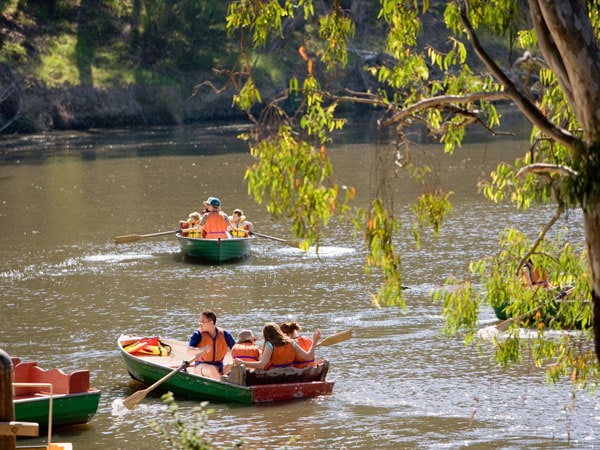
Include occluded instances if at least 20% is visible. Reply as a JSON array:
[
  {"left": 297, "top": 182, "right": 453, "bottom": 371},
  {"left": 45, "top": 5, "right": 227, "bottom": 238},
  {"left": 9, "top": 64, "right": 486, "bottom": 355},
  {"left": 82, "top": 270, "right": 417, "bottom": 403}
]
[
  {"left": 293, "top": 335, "right": 316, "bottom": 368},
  {"left": 265, "top": 342, "right": 296, "bottom": 370},
  {"left": 522, "top": 263, "right": 549, "bottom": 287},
  {"left": 195, "top": 328, "right": 230, "bottom": 363},
  {"left": 231, "top": 342, "right": 260, "bottom": 362},
  {"left": 202, "top": 212, "right": 229, "bottom": 239}
]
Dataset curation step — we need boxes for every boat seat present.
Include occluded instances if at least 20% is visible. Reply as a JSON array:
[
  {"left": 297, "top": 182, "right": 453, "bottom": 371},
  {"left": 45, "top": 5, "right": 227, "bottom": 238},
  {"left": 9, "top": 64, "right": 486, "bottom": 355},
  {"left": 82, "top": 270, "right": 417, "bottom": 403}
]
[{"left": 13, "top": 361, "right": 90, "bottom": 395}]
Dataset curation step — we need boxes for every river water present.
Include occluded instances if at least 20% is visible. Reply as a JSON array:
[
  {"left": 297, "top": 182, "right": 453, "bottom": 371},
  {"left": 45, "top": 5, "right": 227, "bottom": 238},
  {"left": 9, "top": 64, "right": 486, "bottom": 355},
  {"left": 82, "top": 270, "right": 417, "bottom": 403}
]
[{"left": 0, "top": 115, "right": 597, "bottom": 449}]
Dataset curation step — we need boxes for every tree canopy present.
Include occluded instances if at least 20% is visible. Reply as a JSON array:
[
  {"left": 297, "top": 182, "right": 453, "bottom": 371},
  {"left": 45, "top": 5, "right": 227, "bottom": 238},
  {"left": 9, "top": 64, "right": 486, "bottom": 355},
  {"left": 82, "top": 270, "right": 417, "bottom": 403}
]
[{"left": 212, "top": 0, "right": 600, "bottom": 388}]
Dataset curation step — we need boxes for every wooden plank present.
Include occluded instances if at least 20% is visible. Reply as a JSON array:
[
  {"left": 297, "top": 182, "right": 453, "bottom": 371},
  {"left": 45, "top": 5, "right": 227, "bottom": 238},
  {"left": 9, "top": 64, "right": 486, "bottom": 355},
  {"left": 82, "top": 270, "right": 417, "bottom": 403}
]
[{"left": 0, "top": 420, "right": 38, "bottom": 437}]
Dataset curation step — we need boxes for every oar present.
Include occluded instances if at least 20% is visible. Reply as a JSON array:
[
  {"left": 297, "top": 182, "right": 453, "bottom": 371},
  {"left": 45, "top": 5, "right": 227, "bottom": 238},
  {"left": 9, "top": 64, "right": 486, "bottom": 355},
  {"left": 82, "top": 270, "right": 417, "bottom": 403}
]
[
  {"left": 495, "top": 305, "right": 543, "bottom": 332},
  {"left": 249, "top": 231, "right": 302, "bottom": 249},
  {"left": 317, "top": 329, "right": 352, "bottom": 347},
  {"left": 114, "top": 230, "right": 179, "bottom": 244},
  {"left": 495, "top": 286, "right": 575, "bottom": 332},
  {"left": 122, "top": 346, "right": 208, "bottom": 409}
]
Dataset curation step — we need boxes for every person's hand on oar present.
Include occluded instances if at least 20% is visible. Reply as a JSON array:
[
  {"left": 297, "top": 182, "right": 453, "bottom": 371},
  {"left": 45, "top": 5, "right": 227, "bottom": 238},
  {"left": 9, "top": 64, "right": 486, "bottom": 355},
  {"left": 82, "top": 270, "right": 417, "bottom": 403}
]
[{"left": 122, "top": 345, "right": 209, "bottom": 409}]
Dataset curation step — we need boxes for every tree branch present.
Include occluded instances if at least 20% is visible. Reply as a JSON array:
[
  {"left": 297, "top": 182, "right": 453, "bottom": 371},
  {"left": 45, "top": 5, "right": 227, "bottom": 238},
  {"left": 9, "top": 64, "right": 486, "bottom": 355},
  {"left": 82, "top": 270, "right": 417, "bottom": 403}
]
[
  {"left": 457, "top": 0, "right": 579, "bottom": 153},
  {"left": 516, "top": 163, "right": 579, "bottom": 178},
  {"left": 518, "top": 203, "right": 565, "bottom": 275}
]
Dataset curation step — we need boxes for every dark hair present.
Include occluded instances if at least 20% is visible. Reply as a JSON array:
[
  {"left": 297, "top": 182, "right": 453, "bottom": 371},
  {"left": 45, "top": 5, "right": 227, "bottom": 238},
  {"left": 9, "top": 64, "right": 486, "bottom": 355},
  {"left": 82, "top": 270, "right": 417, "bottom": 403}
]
[
  {"left": 202, "top": 310, "right": 217, "bottom": 324},
  {"left": 280, "top": 320, "right": 301, "bottom": 335}
]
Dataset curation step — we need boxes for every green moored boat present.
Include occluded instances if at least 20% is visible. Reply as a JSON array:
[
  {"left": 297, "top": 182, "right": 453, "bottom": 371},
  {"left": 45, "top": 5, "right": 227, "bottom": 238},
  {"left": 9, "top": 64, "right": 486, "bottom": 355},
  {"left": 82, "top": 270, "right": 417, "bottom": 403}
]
[
  {"left": 176, "top": 233, "right": 253, "bottom": 262},
  {"left": 12, "top": 358, "right": 100, "bottom": 428},
  {"left": 118, "top": 335, "right": 334, "bottom": 405}
]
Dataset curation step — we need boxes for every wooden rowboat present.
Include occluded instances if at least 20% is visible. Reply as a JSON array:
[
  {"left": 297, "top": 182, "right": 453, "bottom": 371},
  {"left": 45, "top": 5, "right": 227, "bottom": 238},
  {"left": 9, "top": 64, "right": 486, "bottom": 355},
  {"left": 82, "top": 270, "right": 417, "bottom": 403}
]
[
  {"left": 176, "top": 233, "right": 253, "bottom": 262},
  {"left": 12, "top": 358, "right": 100, "bottom": 428},
  {"left": 492, "top": 287, "right": 588, "bottom": 329},
  {"left": 118, "top": 334, "right": 334, "bottom": 404}
]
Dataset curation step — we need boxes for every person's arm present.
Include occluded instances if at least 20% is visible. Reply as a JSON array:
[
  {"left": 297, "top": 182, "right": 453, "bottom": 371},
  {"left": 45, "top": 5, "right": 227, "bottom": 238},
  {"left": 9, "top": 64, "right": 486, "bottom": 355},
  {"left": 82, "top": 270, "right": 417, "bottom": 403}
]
[
  {"left": 198, "top": 214, "right": 208, "bottom": 234},
  {"left": 224, "top": 330, "right": 236, "bottom": 349},
  {"left": 522, "top": 265, "right": 533, "bottom": 287},
  {"left": 187, "top": 331, "right": 202, "bottom": 355},
  {"left": 235, "top": 342, "right": 272, "bottom": 369},
  {"left": 293, "top": 329, "right": 321, "bottom": 359}
]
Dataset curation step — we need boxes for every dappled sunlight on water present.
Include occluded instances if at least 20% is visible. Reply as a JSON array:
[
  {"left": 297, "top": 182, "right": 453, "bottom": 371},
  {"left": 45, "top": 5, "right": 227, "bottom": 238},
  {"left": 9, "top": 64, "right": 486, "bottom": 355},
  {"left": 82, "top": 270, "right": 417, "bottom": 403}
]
[{"left": 1, "top": 124, "right": 596, "bottom": 449}]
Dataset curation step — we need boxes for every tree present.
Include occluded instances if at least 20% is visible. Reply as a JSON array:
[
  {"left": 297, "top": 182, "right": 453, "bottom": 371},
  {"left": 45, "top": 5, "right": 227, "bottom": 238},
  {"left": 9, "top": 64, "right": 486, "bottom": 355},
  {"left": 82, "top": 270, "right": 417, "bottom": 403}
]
[{"left": 211, "top": 0, "right": 600, "bottom": 386}]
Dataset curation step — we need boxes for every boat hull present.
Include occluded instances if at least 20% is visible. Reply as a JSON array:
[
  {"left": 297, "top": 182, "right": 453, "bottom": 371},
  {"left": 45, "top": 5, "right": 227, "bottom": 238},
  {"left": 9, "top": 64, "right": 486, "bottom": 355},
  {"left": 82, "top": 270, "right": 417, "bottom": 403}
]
[
  {"left": 14, "top": 391, "right": 101, "bottom": 428},
  {"left": 119, "top": 335, "right": 334, "bottom": 404},
  {"left": 176, "top": 234, "right": 253, "bottom": 262}
]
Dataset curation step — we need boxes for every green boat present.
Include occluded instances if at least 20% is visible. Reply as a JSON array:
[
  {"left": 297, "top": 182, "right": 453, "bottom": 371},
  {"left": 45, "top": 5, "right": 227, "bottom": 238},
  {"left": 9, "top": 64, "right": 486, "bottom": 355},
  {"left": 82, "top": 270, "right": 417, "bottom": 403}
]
[
  {"left": 493, "top": 287, "right": 587, "bottom": 329},
  {"left": 176, "top": 233, "right": 253, "bottom": 262},
  {"left": 118, "top": 335, "right": 334, "bottom": 405},
  {"left": 12, "top": 358, "right": 100, "bottom": 428}
]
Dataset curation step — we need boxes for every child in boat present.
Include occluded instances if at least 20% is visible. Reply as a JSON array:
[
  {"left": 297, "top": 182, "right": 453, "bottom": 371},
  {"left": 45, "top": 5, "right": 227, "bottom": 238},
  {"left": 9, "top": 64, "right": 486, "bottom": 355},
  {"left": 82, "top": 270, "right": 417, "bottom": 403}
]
[
  {"left": 280, "top": 320, "right": 317, "bottom": 368},
  {"left": 230, "top": 209, "right": 253, "bottom": 237},
  {"left": 223, "top": 329, "right": 261, "bottom": 375},
  {"left": 179, "top": 212, "right": 201, "bottom": 237},
  {"left": 233, "top": 322, "right": 320, "bottom": 371}
]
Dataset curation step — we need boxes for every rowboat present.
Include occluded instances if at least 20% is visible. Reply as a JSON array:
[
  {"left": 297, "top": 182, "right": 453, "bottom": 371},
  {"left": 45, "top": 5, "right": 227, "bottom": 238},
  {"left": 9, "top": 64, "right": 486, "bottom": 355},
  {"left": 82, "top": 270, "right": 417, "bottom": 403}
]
[
  {"left": 118, "top": 334, "right": 334, "bottom": 404},
  {"left": 492, "top": 287, "right": 588, "bottom": 329},
  {"left": 176, "top": 233, "right": 253, "bottom": 262},
  {"left": 12, "top": 357, "right": 101, "bottom": 428}
]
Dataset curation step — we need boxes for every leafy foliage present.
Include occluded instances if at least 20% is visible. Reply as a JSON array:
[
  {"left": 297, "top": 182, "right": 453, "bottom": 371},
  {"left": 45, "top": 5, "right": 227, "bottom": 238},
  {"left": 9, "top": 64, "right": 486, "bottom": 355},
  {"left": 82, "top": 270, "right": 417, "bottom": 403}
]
[{"left": 219, "top": 0, "right": 600, "bottom": 387}]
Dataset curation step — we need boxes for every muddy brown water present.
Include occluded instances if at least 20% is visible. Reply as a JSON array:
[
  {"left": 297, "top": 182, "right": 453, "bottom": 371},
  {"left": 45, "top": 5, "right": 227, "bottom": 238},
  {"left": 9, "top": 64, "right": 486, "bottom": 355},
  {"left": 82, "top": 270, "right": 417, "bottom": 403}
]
[{"left": 0, "top": 118, "right": 596, "bottom": 449}]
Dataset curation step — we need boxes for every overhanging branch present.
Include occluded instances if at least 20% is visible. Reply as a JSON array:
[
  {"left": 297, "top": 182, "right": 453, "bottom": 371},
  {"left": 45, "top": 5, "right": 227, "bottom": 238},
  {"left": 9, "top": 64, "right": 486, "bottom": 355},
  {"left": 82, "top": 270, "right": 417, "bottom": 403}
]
[
  {"left": 457, "top": 0, "right": 580, "bottom": 154},
  {"left": 516, "top": 163, "right": 579, "bottom": 178}
]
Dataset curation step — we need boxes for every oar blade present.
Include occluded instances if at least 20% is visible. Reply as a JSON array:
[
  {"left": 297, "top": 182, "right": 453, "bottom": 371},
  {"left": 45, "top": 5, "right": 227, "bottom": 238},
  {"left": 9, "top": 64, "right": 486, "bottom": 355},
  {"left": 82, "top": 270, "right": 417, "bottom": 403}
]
[
  {"left": 122, "top": 388, "right": 149, "bottom": 410},
  {"left": 317, "top": 329, "right": 352, "bottom": 347},
  {"left": 114, "top": 234, "right": 142, "bottom": 244}
]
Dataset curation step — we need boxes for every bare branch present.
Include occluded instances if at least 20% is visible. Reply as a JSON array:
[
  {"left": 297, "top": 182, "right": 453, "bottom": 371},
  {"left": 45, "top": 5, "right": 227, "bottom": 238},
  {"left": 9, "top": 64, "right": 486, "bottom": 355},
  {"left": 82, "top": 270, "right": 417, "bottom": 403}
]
[
  {"left": 381, "top": 92, "right": 509, "bottom": 128},
  {"left": 516, "top": 163, "right": 579, "bottom": 178},
  {"left": 518, "top": 204, "right": 565, "bottom": 274}
]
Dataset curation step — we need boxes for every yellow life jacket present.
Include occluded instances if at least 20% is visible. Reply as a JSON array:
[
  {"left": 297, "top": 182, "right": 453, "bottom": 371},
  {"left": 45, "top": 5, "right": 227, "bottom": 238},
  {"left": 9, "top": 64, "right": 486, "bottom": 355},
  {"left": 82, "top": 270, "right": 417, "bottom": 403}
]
[{"left": 124, "top": 337, "right": 171, "bottom": 356}]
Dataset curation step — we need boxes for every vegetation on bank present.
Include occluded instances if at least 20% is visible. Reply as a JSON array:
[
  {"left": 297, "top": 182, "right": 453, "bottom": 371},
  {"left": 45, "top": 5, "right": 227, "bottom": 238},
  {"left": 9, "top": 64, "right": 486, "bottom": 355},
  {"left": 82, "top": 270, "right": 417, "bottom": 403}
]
[{"left": 0, "top": 0, "right": 502, "bottom": 133}]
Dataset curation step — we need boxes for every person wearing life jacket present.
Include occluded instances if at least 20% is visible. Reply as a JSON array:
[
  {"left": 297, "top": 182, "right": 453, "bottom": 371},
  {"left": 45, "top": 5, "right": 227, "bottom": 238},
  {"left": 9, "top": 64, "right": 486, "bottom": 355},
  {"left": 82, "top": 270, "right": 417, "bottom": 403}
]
[
  {"left": 198, "top": 197, "right": 232, "bottom": 239},
  {"left": 231, "top": 329, "right": 261, "bottom": 361},
  {"left": 188, "top": 310, "right": 236, "bottom": 379},
  {"left": 233, "top": 322, "right": 320, "bottom": 371},
  {"left": 230, "top": 209, "right": 253, "bottom": 238},
  {"left": 522, "top": 258, "right": 550, "bottom": 288},
  {"left": 280, "top": 320, "right": 317, "bottom": 368},
  {"left": 179, "top": 212, "right": 201, "bottom": 237}
]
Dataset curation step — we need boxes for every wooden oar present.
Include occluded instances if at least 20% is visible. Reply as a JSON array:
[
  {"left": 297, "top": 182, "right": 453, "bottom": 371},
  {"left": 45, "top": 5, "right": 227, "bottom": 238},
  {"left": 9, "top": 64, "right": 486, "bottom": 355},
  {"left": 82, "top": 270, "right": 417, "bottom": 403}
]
[
  {"left": 122, "top": 346, "right": 208, "bottom": 409},
  {"left": 317, "top": 329, "right": 352, "bottom": 347},
  {"left": 114, "top": 230, "right": 179, "bottom": 244},
  {"left": 249, "top": 231, "right": 302, "bottom": 249}
]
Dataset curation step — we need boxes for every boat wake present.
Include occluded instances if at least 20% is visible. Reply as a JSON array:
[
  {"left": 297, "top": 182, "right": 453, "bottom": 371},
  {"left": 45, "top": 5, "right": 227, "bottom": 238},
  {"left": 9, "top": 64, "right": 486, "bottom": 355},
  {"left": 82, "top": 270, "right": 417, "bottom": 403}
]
[
  {"left": 478, "top": 324, "right": 590, "bottom": 342},
  {"left": 84, "top": 253, "right": 155, "bottom": 263}
]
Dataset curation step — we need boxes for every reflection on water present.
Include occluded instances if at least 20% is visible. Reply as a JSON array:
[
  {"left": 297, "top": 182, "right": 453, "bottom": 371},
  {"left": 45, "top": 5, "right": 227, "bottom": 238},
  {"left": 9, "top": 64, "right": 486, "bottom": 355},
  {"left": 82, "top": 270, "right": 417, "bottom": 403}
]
[{"left": 1, "top": 120, "right": 597, "bottom": 449}]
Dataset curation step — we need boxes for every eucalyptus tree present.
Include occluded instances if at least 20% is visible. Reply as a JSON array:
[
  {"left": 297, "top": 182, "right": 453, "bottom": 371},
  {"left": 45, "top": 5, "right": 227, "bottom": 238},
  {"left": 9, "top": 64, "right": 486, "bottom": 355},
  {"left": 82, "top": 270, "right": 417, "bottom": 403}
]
[{"left": 214, "top": 0, "right": 600, "bottom": 385}]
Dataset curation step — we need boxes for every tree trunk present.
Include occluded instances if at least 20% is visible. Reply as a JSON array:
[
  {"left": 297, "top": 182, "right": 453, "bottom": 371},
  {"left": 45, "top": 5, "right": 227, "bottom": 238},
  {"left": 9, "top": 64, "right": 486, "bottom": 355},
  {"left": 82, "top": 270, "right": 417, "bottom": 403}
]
[{"left": 584, "top": 207, "right": 600, "bottom": 358}]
